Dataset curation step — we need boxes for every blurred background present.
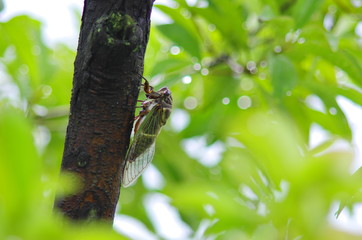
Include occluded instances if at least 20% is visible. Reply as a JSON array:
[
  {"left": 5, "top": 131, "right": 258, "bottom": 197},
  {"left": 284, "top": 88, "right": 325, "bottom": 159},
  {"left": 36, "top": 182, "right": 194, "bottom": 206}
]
[{"left": 1, "top": 0, "right": 362, "bottom": 239}]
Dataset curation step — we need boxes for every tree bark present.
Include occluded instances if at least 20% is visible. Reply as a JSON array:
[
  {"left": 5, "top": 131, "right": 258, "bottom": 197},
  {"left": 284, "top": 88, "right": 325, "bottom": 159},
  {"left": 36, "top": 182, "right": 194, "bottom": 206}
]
[{"left": 55, "top": 0, "right": 154, "bottom": 222}]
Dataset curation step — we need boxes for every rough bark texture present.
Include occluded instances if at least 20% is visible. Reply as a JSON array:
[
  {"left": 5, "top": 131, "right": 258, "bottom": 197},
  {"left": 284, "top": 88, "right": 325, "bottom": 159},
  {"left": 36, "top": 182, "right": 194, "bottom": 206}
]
[{"left": 55, "top": 0, "right": 154, "bottom": 222}]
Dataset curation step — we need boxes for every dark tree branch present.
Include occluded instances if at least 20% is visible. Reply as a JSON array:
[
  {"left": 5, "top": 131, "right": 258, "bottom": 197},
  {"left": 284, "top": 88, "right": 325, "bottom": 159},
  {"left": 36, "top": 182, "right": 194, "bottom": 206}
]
[{"left": 55, "top": 0, "right": 154, "bottom": 222}]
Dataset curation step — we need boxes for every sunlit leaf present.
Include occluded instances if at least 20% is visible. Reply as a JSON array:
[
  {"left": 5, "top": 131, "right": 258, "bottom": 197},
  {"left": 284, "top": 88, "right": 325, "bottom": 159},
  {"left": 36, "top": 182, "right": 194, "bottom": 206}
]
[
  {"left": 0, "top": 16, "right": 54, "bottom": 97},
  {"left": 292, "top": 37, "right": 362, "bottom": 87}
]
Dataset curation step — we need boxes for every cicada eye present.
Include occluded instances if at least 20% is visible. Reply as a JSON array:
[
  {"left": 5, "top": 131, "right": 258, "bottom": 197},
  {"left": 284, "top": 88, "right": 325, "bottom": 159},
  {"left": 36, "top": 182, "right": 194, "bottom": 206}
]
[{"left": 163, "top": 88, "right": 171, "bottom": 96}]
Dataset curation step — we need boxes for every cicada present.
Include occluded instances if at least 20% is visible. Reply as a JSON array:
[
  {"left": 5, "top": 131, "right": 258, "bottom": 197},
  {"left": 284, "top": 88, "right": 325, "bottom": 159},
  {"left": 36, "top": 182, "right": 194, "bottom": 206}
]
[{"left": 122, "top": 77, "right": 172, "bottom": 187}]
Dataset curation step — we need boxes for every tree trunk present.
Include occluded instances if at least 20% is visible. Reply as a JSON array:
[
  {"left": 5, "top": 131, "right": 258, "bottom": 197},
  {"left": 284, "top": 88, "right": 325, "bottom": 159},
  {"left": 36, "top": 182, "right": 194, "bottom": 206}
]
[{"left": 55, "top": 0, "right": 154, "bottom": 222}]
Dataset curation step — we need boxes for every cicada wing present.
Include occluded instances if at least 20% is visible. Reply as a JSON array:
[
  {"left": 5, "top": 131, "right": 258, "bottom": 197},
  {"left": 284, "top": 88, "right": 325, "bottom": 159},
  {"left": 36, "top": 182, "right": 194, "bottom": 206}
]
[{"left": 122, "top": 142, "right": 156, "bottom": 188}]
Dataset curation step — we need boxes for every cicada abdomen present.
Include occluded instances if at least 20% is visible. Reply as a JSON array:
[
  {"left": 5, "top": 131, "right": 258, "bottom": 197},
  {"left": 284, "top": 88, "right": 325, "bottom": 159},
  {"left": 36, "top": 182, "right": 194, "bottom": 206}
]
[{"left": 122, "top": 84, "right": 172, "bottom": 188}]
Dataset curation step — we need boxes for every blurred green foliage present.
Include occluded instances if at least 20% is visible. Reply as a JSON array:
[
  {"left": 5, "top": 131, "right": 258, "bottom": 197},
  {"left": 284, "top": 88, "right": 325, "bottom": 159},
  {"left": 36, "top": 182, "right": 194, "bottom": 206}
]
[{"left": 1, "top": 0, "right": 362, "bottom": 239}]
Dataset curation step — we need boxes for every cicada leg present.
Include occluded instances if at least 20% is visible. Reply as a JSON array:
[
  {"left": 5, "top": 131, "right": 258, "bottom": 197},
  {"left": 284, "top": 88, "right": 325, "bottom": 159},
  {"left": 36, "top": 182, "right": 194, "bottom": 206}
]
[
  {"left": 134, "top": 108, "right": 150, "bottom": 134},
  {"left": 132, "top": 101, "right": 146, "bottom": 126},
  {"left": 140, "top": 76, "right": 154, "bottom": 95}
]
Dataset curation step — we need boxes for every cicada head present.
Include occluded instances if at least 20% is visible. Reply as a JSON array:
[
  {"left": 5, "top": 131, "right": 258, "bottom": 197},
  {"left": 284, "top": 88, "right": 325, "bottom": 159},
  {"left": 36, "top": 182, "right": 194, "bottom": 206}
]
[
  {"left": 152, "top": 88, "right": 172, "bottom": 126},
  {"left": 158, "top": 87, "right": 172, "bottom": 107},
  {"left": 145, "top": 87, "right": 172, "bottom": 128}
]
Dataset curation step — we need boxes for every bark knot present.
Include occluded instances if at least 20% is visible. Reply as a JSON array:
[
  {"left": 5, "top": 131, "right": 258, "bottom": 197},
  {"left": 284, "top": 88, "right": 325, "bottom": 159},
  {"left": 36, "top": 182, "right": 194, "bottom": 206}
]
[{"left": 95, "top": 12, "right": 140, "bottom": 48}]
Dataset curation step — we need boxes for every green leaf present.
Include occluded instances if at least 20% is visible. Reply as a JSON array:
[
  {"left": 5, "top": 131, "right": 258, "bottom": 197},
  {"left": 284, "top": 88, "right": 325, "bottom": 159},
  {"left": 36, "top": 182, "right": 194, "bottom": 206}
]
[
  {"left": 301, "top": 80, "right": 352, "bottom": 139},
  {"left": 190, "top": 3, "right": 247, "bottom": 50},
  {"left": 304, "top": 43, "right": 362, "bottom": 87},
  {"left": 0, "top": 106, "right": 41, "bottom": 230},
  {"left": 228, "top": 110, "right": 305, "bottom": 186},
  {"left": 288, "top": 25, "right": 362, "bottom": 87},
  {"left": 40, "top": 44, "right": 74, "bottom": 106},
  {"left": 156, "top": 5, "right": 202, "bottom": 59},
  {"left": 336, "top": 86, "right": 362, "bottom": 106},
  {"left": 0, "top": 16, "right": 54, "bottom": 98},
  {"left": 0, "top": 0, "right": 4, "bottom": 13},
  {"left": 257, "top": 16, "right": 294, "bottom": 41},
  {"left": 305, "top": 108, "right": 351, "bottom": 139},
  {"left": 167, "top": 182, "right": 265, "bottom": 232},
  {"left": 292, "top": 0, "right": 324, "bottom": 28},
  {"left": 149, "top": 58, "right": 191, "bottom": 77},
  {"left": 157, "top": 23, "right": 201, "bottom": 59},
  {"left": 269, "top": 54, "right": 298, "bottom": 98},
  {"left": 332, "top": 0, "right": 362, "bottom": 13},
  {"left": 336, "top": 167, "right": 362, "bottom": 217}
]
